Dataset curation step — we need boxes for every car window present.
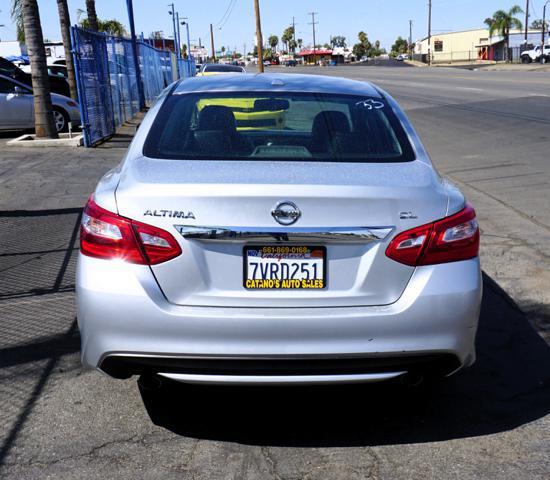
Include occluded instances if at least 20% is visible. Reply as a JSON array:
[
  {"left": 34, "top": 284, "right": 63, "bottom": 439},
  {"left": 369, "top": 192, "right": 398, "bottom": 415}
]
[
  {"left": 203, "top": 65, "right": 244, "bottom": 73},
  {"left": 0, "top": 78, "right": 17, "bottom": 93},
  {"left": 144, "top": 92, "right": 415, "bottom": 163}
]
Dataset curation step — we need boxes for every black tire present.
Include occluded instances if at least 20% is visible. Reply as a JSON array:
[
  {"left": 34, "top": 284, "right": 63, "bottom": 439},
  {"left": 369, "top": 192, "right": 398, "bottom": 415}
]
[
  {"left": 52, "top": 107, "right": 69, "bottom": 133},
  {"left": 521, "top": 55, "right": 531, "bottom": 64},
  {"left": 540, "top": 56, "right": 547, "bottom": 64}
]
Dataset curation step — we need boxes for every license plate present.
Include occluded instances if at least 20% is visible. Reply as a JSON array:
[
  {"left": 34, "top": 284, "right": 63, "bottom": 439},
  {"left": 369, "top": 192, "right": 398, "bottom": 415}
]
[{"left": 244, "top": 246, "right": 326, "bottom": 289}]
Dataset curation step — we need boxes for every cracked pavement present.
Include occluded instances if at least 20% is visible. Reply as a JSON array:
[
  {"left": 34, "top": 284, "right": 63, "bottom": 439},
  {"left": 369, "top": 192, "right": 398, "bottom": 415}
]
[{"left": 0, "top": 66, "right": 549, "bottom": 479}]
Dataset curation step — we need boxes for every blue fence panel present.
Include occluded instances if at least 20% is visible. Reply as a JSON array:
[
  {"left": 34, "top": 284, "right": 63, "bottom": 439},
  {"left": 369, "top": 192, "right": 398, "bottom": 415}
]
[
  {"left": 72, "top": 26, "right": 193, "bottom": 146},
  {"left": 71, "top": 27, "right": 115, "bottom": 147}
]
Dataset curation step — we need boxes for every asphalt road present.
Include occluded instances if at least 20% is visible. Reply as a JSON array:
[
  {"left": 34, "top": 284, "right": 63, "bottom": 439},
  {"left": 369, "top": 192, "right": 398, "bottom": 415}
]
[{"left": 0, "top": 64, "right": 549, "bottom": 479}]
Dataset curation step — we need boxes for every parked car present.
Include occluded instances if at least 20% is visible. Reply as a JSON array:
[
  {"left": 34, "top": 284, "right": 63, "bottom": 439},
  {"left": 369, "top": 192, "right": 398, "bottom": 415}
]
[
  {"left": 263, "top": 60, "right": 271, "bottom": 67},
  {"left": 520, "top": 44, "right": 550, "bottom": 63},
  {"left": 396, "top": 54, "right": 409, "bottom": 61},
  {"left": 77, "top": 73, "right": 481, "bottom": 387},
  {"left": 0, "top": 74, "right": 80, "bottom": 132},
  {"left": 196, "top": 63, "right": 246, "bottom": 76},
  {"left": 0, "top": 56, "right": 70, "bottom": 97},
  {"left": 47, "top": 65, "right": 68, "bottom": 78},
  {"left": 283, "top": 59, "right": 297, "bottom": 67}
]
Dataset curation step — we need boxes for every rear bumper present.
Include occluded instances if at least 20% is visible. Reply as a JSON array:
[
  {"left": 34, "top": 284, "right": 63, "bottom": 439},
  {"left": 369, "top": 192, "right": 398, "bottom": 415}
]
[{"left": 76, "top": 254, "right": 481, "bottom": 383}]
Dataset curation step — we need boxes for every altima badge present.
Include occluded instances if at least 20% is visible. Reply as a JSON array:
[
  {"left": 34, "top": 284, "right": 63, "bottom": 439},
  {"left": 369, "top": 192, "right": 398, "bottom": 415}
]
[
  {"left": 271, "top": 201, "right": 301, "bottom": 226},
  {"left": 144, "top": 209, "right": 195, "bottom": 219}
]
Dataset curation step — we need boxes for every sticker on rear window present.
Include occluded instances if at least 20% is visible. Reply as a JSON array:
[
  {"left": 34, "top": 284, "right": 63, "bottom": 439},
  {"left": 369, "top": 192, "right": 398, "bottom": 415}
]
[{"left": 356, "top": 99, "right": 385, "bottom": 110}]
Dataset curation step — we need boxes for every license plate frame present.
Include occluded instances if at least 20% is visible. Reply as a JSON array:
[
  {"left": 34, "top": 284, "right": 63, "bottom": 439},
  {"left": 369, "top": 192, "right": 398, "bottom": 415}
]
[{"left": 243, "top": 245, "right": 326, "bottom": 290}]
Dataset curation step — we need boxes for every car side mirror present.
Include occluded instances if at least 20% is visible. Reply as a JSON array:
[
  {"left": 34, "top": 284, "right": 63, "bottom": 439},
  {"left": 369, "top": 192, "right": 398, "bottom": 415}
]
[{"left": 13, "top": 86, "right": 23, "bottom": 96}]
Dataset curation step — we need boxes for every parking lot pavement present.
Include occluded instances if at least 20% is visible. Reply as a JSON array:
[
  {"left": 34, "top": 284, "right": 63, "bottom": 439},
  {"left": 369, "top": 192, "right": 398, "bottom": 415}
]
[{"left": 1, "top": 70, "right": 549, "bottom": 479}]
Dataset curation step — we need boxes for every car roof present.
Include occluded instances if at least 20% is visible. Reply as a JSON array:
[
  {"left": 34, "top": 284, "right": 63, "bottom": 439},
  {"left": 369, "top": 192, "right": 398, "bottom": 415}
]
[{"left": 173, "top": 73, "right": 381, "bottom": 97}]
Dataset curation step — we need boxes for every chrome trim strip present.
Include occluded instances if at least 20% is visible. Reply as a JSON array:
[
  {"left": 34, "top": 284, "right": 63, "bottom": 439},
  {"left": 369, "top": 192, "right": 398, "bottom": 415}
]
[
  {"left": 173, "top": 225, "right": 393, "bottom": 243},
  {"left": 158, "top": 371, "right": 406, "bottom": 385}
]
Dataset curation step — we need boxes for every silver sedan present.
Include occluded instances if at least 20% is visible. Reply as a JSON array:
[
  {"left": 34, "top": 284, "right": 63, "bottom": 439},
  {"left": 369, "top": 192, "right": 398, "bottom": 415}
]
[
  {"left": 76, "top": 73, "right": 481, "bottom": 385},
  {"left": 0, "top": 74, "right": 80, "bottom": 133}
]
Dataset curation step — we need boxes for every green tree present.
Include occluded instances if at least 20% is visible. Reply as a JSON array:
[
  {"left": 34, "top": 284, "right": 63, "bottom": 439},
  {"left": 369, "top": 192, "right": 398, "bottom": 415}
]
[
  {"left": 17, "top": 0, "right": 58, "bottom": 138},
  {"left": 78, "top": 13, "right": 127, "bottom": 36},
  {"left": 11, "top": 0, "right": 25, "bottom": 41},
  {"left": 281, "top": 26, "right": 294, "bottom": 53},
  {"left": 330, "top": 35, "right": 346, "bottom": 48},
  {"left": 391, "top": 36, "right": 409, "bottom": 56},
  {"left": 268, "top": 35, "right": 279, "bottom": 53},
  {"left": 530, "top": 19, "right": 549, "bottom": 30},
  {"left": 486, "top": 5, "right": 523, "bottom": 62},
  {"left": 352, "top": 31, "right": 371, "bottom": 60}
]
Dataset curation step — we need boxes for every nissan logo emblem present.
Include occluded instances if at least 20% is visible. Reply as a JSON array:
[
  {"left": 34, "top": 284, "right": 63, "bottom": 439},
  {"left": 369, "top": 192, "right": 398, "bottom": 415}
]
[{"left": 271, "top": 201, "right": 301, "bottom": 226}]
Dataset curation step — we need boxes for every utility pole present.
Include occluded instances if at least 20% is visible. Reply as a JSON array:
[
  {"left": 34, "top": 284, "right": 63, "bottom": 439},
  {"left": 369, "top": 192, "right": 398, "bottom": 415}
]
[
  {"left": 176, "top": 12, "right": 181, "bottom": 58},
  {"left": 210, "top": 23, "right": 216, "bottom": 62},
  {"left": 254, "top": 0, "right": 264, "bottom": 72},
  {"left": 168, "top": 3, "right": 179, "bottom": 57},
  {"left": 126, "top": 0, "right": 145, "bottom": 109},
  {"left": 309, "top": 12, "right": 318, "bottom": 64},
  {"left": 543, "top": 1, "right": 549, "bottom": 49},
  {"left": 182, "top": 18, "right": 191, "bottom": 58},
  {"left": 524, "top": 0, "right": 529, "bottom": 47},
  {"left": 427, "top": 0, "right": 432, "bottom": 66},
  {"left": 292, "top": 16, "right": 296, "bottom": 53},
  {"left": 409, "top": 19, "right": 413, "bottom": 57}
]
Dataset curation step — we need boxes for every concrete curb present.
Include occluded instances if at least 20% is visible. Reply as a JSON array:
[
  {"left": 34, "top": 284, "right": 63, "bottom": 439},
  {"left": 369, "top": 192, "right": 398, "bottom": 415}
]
[{"left": 6, "top": 133, "right": 83, "bottom": 147}]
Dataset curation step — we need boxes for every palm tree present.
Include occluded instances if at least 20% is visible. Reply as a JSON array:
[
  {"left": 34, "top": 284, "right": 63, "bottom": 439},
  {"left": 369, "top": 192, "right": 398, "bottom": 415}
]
[
  {"left": 85, "top": 0, "right": 99, "bottom": 31},
  {"left": 56, "top": 0, "right": 77, "bottom": 100},
  {"left": 18, "top": 0, "right": 58, "bottom": 138},
  {"left": 487, "top": 5, "right": 523, "bottom": 62},
  {"left": 268, "top": 35, "right": 278, "bottom": 53}
]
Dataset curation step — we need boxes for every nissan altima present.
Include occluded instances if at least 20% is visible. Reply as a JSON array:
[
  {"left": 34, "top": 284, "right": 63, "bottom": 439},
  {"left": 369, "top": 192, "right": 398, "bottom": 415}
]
[{"left": 77, "top": 73, "right": 481, "bottom": 385}]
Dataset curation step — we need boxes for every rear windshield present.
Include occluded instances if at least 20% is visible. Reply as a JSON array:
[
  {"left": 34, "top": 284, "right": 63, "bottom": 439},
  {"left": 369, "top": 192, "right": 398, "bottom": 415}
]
[
  {"left": 143, "top": 91, "right": 415, "bottom": 162},
  {"left": 203, "top": 65, "right": 244, "bottom": 73}
]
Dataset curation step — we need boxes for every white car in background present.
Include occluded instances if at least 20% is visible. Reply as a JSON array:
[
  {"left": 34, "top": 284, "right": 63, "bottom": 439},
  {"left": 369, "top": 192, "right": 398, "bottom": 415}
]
[
  {"left": 0, "top": 74, "right": 80, "bottom": 132},
  {"left": 520, "top": 44, "right": 550, "bottom": 63}
]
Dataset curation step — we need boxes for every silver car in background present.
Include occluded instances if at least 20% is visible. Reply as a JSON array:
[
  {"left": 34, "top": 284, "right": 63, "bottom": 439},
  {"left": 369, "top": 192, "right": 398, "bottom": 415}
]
[
  {"left": 77, "top": 73, "right": 481, "bottom": 385},
  {"left": 0, "top": 74, "right": 80, "bottom": 132}
]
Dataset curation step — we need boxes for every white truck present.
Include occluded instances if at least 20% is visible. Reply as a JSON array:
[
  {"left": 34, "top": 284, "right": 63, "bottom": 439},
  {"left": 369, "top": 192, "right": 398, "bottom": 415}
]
[{"left": 520, "top": 44, "right": 550, "bottom": 63}]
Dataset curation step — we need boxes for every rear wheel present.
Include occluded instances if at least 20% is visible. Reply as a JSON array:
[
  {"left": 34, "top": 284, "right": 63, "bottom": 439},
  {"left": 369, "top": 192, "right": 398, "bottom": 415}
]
[
  {"left": 52, "top": 107, "right": 69, "bottom": 133},
  {"left": 521, "top": 55, "right": 531, "bottom": 64},
  {"left": 540, "top": 56, "right": 547, "bottom": 64}
]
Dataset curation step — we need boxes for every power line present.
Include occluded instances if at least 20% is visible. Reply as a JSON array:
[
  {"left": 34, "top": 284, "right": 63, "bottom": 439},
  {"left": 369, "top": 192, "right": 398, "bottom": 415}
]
[{"left": 217, "top": 0, "right": 237, "bottom": 29}]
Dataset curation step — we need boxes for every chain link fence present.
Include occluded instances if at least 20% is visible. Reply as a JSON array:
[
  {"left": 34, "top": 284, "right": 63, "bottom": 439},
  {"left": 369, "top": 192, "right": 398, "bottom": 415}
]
[{"left": 71, "top": 27, "right": 195, "bottom": 147}]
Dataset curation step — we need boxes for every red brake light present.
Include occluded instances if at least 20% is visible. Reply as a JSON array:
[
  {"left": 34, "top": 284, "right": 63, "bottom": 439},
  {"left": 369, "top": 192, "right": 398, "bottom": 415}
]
[
  {"left": 386, "top": 204, "right": 479, "bottom": 266},
  {"left": 80, "top": 197, "right": 182, "bottom": 265}
]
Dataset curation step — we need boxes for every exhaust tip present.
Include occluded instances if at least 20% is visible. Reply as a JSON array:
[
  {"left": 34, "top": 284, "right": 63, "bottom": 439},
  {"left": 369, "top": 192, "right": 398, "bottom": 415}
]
[
  {"left": 138, "top": 374, "right": 163, "bottom": 391},
  {"left": 400, "top": 372, "right": 424, "bottom": 387}
]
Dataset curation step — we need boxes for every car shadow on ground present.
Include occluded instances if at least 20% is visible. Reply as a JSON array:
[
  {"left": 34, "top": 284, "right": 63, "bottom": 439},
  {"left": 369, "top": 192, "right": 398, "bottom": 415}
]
[{"left": 139, "top": 273, "right": 550, "bottom": 447}]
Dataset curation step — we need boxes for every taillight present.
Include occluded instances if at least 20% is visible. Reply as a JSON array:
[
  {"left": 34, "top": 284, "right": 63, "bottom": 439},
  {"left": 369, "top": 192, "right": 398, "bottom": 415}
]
[
  {"left": 386, "top": 204, "right": 479, "bottom": 266},
  {"left": 80, "top": 197, "right": 182, "bottom": 265}
]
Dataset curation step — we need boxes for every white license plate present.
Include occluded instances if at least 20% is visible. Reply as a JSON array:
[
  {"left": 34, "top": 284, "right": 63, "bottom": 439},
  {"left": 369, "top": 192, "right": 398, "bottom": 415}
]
[{"left": 244, "top": 246, "right": 326, "bottom": 289}]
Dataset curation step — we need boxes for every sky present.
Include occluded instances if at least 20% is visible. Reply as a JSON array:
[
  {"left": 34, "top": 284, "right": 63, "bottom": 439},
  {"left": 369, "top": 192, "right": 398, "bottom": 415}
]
[{"left": 0, "top": 0, "right": 541, "bottom": 51}]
